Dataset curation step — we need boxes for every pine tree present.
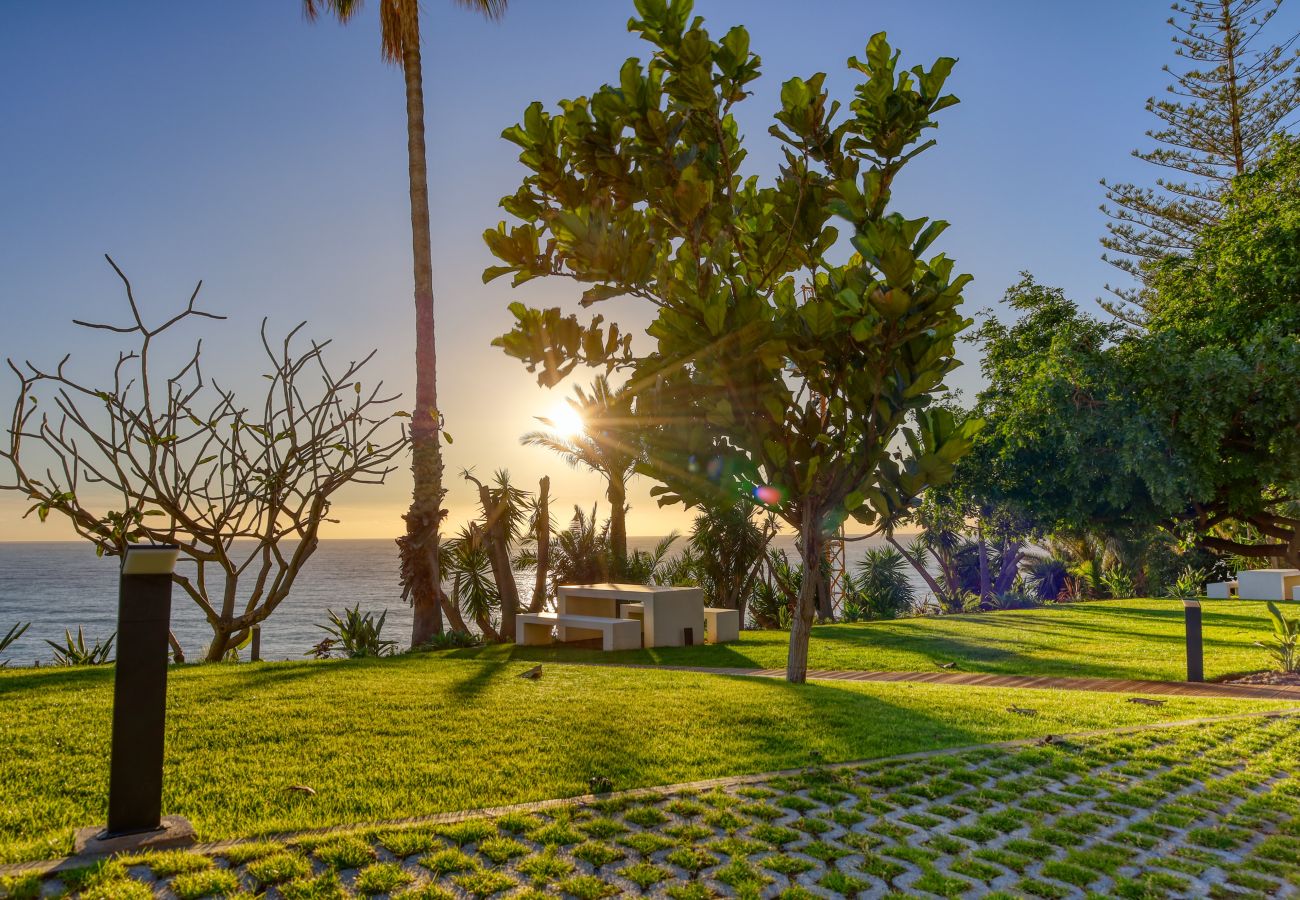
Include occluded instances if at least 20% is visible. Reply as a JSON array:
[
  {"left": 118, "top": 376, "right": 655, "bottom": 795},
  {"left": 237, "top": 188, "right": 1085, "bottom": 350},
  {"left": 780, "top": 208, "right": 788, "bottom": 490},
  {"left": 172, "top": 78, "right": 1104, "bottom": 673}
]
[{"left": 1100, "top": 0, "right": 1299, "bottom": 324}]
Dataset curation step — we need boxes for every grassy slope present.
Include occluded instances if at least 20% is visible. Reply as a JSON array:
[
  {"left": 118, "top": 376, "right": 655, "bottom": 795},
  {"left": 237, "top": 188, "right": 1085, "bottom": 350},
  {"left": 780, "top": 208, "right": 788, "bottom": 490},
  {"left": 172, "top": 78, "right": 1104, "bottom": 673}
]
[
  {"left": 449, "top": 598, "right": 1292, "bottom": 681},
  {"left": 1, "top": 655, "right": 1293, "bottom": 864}
]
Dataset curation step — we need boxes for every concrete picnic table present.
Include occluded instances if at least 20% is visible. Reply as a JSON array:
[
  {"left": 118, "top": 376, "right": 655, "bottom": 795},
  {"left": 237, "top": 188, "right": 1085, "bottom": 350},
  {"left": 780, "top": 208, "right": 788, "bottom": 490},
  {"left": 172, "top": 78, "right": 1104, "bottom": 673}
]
[{"left": 557, "top": 583, "right": 706, "bottom": 648}]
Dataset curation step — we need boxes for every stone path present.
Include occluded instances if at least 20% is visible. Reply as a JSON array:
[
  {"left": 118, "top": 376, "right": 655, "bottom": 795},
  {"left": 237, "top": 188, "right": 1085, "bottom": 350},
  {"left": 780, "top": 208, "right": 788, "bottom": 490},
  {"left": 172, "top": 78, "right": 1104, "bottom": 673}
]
[
  {"left": 597, "top": 663, "right": 1300, "bottom": 701},
  {"left": 5, "top": 711, "right": 1298, "bottom": 899}
]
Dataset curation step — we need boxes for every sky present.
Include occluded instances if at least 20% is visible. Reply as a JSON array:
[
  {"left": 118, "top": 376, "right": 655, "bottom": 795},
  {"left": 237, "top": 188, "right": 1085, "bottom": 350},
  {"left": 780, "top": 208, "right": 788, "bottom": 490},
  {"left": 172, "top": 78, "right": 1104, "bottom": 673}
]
[{"left": 1, "top": 0, "right": 1287, "bottom": 542}]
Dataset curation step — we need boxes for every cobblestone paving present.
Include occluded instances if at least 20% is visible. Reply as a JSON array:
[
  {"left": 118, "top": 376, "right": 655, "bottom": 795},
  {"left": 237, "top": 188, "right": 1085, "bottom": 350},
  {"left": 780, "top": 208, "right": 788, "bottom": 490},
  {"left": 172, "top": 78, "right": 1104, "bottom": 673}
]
[{"left": 4, "top": 715, "right": 1298, "bottom": 899}]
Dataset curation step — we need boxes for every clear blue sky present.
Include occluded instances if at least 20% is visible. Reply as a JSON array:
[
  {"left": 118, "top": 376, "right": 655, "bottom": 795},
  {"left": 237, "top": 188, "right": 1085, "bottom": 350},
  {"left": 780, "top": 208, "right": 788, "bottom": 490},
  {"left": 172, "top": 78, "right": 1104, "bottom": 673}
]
[{"left": 1, "top": 1, "right": 1281, "bottom": 539}]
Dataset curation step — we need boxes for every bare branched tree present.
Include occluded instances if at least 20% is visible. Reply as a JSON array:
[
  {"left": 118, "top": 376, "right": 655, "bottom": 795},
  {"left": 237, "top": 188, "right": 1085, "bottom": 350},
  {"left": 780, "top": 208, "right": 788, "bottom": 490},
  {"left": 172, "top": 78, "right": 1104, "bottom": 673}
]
[{"left": 0, "top": 256, "right": 410, "bottom": 661}]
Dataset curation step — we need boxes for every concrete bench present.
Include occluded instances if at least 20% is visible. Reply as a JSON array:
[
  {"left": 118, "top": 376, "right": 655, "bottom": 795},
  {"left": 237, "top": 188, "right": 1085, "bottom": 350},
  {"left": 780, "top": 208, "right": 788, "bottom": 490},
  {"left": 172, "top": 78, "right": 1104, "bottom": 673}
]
[
  {"left": 515, "top": 612, "right": 641, "bottom": 651},
  {"left": 1206, "top": 580, "right": 1237, "bottom": 599},
  {"left": 704, "top": 607, "right": 740, "bottom": 643}
]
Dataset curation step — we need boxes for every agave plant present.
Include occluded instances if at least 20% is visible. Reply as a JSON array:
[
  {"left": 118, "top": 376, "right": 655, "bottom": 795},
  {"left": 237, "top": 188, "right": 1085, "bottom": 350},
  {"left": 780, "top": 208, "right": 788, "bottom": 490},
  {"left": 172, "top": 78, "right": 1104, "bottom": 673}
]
[
  {"left": 1257, "top": 601, "right": 1299, "bottom": 674},
  {"left": 1, "top": 621, "right": 30, "bottom": 667},
  {"left": 45, "top": 627, "right": 115, "bottom": 666},
  {"left": 311, "top": 604, "right": 397, "bottom": 659}
]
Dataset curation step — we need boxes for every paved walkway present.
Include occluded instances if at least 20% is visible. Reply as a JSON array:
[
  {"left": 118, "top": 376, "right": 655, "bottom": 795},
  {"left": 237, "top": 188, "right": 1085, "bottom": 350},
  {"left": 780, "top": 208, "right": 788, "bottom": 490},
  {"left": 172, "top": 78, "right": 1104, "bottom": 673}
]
[{"left": 607, "top": 662, "right": 1300, "bottom": 700}]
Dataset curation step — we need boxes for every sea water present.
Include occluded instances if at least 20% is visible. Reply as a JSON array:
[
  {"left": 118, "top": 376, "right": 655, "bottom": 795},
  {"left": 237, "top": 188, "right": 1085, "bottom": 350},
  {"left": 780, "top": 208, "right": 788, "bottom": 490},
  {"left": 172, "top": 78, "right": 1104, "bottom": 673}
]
[{"left": 0, "top": 535, "right": 915, "bottom": 665}]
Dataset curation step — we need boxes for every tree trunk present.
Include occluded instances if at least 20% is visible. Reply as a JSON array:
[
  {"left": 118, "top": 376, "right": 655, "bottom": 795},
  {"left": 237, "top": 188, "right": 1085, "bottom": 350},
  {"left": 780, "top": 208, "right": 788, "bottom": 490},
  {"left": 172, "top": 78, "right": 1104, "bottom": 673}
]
[
  {"left": 976, "top": 522, "right": 992, "bottom": 602},
  {"left": 440, "top": 586, "right": 470, "bottom": 633},
  {"left": 787, "top": 524, "right": 823, "bottom": 684},
  {"left": 994, "top": 540, "right": 1022, "bottom": 596},
  {"left": 168, "top": 630, "right": 185, "bottom": 664},
  {"left": 608, "top": 475, "right": 627, "bottom": 578},
  {"left": 530, "top": 476, "right": 551, "bottom": 612},
  {"left": 473, "top": 479, "right": 520, "bottom": 642},
  {"left": 888, "top": 534, "right": 945, "bottom": 600},
  {"left": 397, "top": 2, "right": 446, "bottom": 649}
]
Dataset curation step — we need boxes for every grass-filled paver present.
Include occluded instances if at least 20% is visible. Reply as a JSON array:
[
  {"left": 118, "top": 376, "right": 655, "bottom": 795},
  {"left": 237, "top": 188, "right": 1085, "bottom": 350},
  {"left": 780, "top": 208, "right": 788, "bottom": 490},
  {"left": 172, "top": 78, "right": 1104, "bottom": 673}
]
[{"left": 6, "top": 714, "right": 1299, "bottom": 899}]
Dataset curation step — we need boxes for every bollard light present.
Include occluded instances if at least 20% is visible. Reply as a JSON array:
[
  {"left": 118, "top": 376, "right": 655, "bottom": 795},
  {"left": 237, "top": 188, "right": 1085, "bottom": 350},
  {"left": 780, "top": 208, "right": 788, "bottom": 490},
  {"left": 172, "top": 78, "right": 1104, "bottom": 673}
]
[
  {"left": 1184, "top": 599, "right": 1204, "bottom": 683},
  {"left": 75, "top": 543, "right": 195, "bottom": 855}
]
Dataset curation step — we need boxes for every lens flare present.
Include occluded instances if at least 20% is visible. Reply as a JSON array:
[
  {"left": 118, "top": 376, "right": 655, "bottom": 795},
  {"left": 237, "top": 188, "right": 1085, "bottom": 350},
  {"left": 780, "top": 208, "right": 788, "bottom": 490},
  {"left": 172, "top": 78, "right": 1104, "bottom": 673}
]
[{"left": 753, "top": 484, "right": 783, "bottom": 506}]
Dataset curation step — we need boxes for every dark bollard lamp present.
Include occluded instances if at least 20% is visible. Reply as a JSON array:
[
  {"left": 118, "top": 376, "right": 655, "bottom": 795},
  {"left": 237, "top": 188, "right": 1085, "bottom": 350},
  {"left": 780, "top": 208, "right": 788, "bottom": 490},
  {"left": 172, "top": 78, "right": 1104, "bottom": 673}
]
[{"left": 73, "top": 543, "right": 196, "bottom": 856}]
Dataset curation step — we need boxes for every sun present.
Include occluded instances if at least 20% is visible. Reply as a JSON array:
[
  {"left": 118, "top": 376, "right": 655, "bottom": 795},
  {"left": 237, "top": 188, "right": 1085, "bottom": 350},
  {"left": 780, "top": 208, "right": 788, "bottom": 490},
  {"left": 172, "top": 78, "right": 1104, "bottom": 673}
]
[{"left": 543, "top": 401, "right": 585, "bottom": 439}]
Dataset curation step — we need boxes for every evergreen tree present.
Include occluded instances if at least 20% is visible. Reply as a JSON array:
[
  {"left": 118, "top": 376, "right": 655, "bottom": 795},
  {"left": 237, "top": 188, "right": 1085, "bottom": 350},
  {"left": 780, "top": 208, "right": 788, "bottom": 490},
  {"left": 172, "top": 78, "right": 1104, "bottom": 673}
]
[{"left": 1100, "top": 0, "right": 1300, "bottom": 324}]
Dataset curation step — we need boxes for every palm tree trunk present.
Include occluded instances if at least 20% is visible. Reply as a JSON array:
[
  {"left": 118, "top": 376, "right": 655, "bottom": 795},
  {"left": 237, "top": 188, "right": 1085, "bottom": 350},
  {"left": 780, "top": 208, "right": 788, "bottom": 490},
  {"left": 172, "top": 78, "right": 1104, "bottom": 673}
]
[
  {"left": 396, "top": 0, "right": 446, "bottom": 648},
  {"left": 608, "top": 474, "right": 627, "bottom": 578},
  {"left": 887, "top": 534, "right": 944, "bottom": 600},
  {"left": 529, "top": 476, "right": 551, "bottom": 612}
]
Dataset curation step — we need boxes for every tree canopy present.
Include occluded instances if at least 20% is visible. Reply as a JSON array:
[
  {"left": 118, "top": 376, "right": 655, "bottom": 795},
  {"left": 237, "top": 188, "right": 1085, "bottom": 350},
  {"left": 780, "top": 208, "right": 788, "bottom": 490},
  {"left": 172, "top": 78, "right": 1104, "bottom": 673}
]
[
  {"left": 965, "top": 135, "right": 1300, "bottom": 568},
  {"left": 483, "top": 0, "right": 979, "bottom": 680}
]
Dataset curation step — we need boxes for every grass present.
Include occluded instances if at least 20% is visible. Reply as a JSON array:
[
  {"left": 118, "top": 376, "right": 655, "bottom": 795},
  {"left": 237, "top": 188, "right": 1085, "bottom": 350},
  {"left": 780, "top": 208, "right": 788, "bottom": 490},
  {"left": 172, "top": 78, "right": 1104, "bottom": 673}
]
[
  {"left": 1, "top": 654, "right": 1293, "bottom": 864},
  {"left": 447, "top": 597, "right": 1295, "bottom": 681}
]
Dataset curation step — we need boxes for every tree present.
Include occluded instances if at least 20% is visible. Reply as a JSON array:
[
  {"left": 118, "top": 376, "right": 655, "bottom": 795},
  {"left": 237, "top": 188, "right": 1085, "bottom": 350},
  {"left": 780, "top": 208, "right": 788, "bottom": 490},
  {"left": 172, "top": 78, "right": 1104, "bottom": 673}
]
[
  {"left": 686, "top": 502, "right": 778, "bottom": 624},
  {"left": 968, "top": 136, "right": 1300, "bottom": 571},
  {"left": 1137, "top": 133, "right": 1300, "bottom": 563},
  {"left": 484, "top": 1, "right": 980, "bottom": 682},
  {"left": 1, "top": 258, "right": 408, "bottom": 661},
  {"left": 303, "top": 0, "right": 509, "bottom": 648},
  {"left": 1101, "top": 0, "right": 1300, "bottom": 322},
  {"left": 521, "top": 375, "right": 639, "bottom": 572}
]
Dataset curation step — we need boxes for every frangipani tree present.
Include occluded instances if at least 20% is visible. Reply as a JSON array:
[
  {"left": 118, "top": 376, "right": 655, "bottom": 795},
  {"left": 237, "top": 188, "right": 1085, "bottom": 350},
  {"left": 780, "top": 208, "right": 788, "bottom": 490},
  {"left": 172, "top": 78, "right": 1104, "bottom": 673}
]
[{"left": 484, "top": 0, "right": 980, "bottom": 682}]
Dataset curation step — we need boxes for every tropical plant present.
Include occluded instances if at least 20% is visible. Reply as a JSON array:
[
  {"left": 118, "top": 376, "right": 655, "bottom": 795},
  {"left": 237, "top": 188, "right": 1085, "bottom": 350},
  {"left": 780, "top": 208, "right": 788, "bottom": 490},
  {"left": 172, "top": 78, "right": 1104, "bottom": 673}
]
[
  {"left": 621, "top": 533, "right": 682, "bottom": 585},
  {"left": 486, "top": 8, "right": 981, "bottom": 680},
  {"left": 1, "top": 621, "right": 30, "bottom": 667},
  {"left": 1099, "top": 565, "right": 1137, "bottom": 600},
  {"left": 1167, "top": 566, "right": 1208, "bottom": 600},
  {"left": 851, "top": 547, "right": 917, "bottom": 620},
  {"left": 416, "top": 629, "right": 483, "bottom": 651},
  {"left": 442, "top": 524, "right": 501, "bottom": 639},
  {"left": 522, "top": 376, "right": 640, "bottom": 573},
  {"left": 1101, "top": 0, "right": 1300, "bottom": 321},
  {"left": 303, "top": 0, "right": 510, "bottom": 647},
  {"left": 988, "top": 588, "right": 1041, "bottom": 611},
  {"left": 0, "top": 263, "right": 408, "bottom": 661},
  {"left": 312, "top": 604, "right": 398, "bottom": 659},
  {"left": 462, "top": 469, "right": 533, "bottom": 639},
  {"left": 750, "top": 550, "right": 802, "bottom": 630},
  {"left": 45, "top": 627, "right": 115, "bottom": 666},
  {"left": 1257, "top": 601, "right": 1300, "bottom": 673},
  {"left": 686, "top": 503, "right": 778, "bottom": 623},
  {"left": 1023, "top": 556, "right": 1069, "bottom": 602}
]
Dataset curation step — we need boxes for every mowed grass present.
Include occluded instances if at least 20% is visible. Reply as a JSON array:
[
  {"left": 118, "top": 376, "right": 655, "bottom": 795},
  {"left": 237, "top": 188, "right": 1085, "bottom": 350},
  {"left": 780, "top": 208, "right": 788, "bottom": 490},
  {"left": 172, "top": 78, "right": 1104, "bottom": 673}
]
[
  {"left": 2, "top": 655, "right": 1292, "bottom": 864},
  {"left": 450, "top": 598, "right": 1292, "bottom": 681}
]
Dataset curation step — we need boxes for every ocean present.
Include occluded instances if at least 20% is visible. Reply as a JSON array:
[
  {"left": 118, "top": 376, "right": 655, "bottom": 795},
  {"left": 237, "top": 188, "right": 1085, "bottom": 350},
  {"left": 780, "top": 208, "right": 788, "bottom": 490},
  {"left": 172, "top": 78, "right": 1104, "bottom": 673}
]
[{"left": 0, "top": 535, "right": 910, "bottom": 665}]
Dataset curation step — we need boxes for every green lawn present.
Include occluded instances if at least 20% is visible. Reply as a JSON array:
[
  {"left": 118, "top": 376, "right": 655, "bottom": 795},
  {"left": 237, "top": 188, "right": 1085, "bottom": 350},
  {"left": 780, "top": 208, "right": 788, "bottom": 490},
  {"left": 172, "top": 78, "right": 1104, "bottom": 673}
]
[
  {"left": 451, "top": 598, "right": 1292, "bottom": 681},
  {"left": 1, "top": 655, "right": 1292, "bottom": 865}
]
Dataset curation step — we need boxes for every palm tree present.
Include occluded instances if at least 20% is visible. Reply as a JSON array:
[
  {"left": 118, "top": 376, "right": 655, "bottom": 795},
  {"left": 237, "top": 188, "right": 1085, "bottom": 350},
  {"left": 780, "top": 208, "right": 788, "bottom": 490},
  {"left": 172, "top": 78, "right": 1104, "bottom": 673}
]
[
  {"left": 521, "top": 375, "right": 640, "bottom": 573},
  {"left": 303, "top": 0, "right": 508, "bottom": 647}
]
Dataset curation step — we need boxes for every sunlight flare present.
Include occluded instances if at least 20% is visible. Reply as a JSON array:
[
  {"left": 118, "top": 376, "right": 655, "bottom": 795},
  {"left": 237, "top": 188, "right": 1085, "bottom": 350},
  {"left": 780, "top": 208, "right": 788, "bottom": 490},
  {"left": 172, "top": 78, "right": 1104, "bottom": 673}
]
[{"left": 541, "top": 401, "right": 585, "bottom": 439}]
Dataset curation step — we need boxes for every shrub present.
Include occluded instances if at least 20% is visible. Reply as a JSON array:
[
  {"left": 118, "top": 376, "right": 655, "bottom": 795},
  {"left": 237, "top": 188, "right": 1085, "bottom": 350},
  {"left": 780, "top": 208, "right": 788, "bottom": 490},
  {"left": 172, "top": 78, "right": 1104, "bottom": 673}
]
[
  {"left": 1258, "top": 601, "right": 1300, "bottom": 673},
  {"left": 1099, "top": 566, "right": 1136, "bottom": 600},
  {"left": 1166, "top": 566, "right": 1206, "bottom": 601},
  {"left": 415, "top": 630, "right": 482, "bottom": 651},
  {"left": 852, "top": 548, "right": 918, "bottom": 619},
  {"left": 0, "top": 622, "right": 29, "bottom": 667},
  {"left": 310, "top": 605, "right": 397, "bottom": 659},
  {"left": 1024, "top": 557, "right": 1069, "bottom": 600},
  {"left": 44, "top": 626, "right": 114, "bottom": 666}
]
